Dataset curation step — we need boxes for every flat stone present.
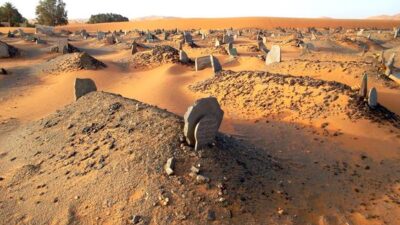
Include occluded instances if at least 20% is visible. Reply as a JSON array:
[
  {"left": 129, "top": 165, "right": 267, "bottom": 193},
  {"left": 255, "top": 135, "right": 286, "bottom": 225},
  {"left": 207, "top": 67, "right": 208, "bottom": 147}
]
[{"left": 74, "top": 78, "right": 97, "bottom": 100}]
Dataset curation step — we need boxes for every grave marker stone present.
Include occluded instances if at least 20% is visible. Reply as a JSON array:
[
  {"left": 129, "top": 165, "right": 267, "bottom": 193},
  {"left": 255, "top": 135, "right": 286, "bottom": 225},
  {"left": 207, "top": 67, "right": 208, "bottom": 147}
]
[
  {"left": 368, "top": 87, "right": 378, "bottom": 109},
  {"left": 184, "top": 97, "right": 224, "bottom": 147},
  {"left": 359, "top": 73, "right": 368, "bottom": 98},
  {"left": 266, "top": 45, "right": 281, "bottom": 65},
  {"left": 74, "top": 78, "right": 97, "bottom": 100}
]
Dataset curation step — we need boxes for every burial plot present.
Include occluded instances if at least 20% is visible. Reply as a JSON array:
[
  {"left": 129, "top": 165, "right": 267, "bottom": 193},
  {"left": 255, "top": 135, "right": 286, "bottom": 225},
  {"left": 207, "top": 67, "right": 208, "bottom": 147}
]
[
  {"left": 74, "top": 78, "right": 97, "bottom": 100},
  {"left": 265, "top": 45, "right": 281, "bottom": 65},
  {"left": 184, "top": 97, "right": 224, "bottom": 148}
]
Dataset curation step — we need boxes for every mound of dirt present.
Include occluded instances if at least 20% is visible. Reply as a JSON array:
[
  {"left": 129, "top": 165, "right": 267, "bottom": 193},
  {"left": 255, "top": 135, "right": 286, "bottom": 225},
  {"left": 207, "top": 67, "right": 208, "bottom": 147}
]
[
  {"left": 197, "top": 46, "right": 229, "bottom": 56},
  {"left": 0, "top": 41, "right": 19, "bottom": 58},
  {"left": 190, "top": 70, "right": 400, "bottom": 127},
  {"left": 41, "top": 52, "right": 106, "bottom": 74},
  {"left": 0, "top": 91, "right": 282, "bottom": 224},
  {"left": 122, "top": 45, "right": 179, "bottom": 69}
]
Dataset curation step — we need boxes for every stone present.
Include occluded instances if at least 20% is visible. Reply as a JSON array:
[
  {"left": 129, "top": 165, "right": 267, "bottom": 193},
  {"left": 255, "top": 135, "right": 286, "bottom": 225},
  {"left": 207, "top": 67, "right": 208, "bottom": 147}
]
[
  {"left": 183, "top": 32, "right": 193, "bottom": 44},
  {"left": 164, "top": 157, "right": 175, "bottom": 176},
  {"left": 183, "top": 97, "right": 224, "bottom": 146},
  {"left": 227, "top": 42, "right": 233, "bottom": 50},
  {"left": 368, "top": 87, "right": 378, "bottom": 109},
  {"left": 195, "top": 56, "right": 211, "bottom": 71},
  {"left": 74, "top": 78, "right": 97, "bottom": 100},
  {"left": 210, "top": 55, "right": 222, "bottom": 73},
  {"left": 359, "top": 73, "right": 368, "bottom": 98},
  {"left": 394, "top": 27, "right": 399, "bottom": 39},
  {"left": 0, "top": 41, "right": 10, "bottom": 58},
  {"left": 194, "top": 115, "right": 219, "bottom": 150},
  {"left": 35, "top": 25, "right": 54, "bottom": 36},
  {"left": 179, "top": 50, "right": 190, "bottom": 63},
  {"left": 222, "top": 35, "right": 233, "bottom": 44},
  {"left": 265, "top": 45, "right": 281, "bottom": 65},
  {"left": 178, "top": 41, "right": 183, "bottom": 50},
  {"left": 385, "top": 53, "right": 395, "bottom": 76},
  {"left": 228, "top": 48, "right": 238, "bottom": 57},
  {"left": 215, "top": 39, "right": 221, "bottom": 47},
  {"left": 207, "top": 210, "right": 216, "bottom": 221},
  {"left": 258, "top": 41, "right": 269, "bottom": 54},
  {"left": 97, "top": 32, "right": 105, "bottom": 40},
  {"left": 311, "top": 32, "right": 317, "bottom": 40},
  {"left": 131, "top": 41, "right": 138, "bottom": 55}
]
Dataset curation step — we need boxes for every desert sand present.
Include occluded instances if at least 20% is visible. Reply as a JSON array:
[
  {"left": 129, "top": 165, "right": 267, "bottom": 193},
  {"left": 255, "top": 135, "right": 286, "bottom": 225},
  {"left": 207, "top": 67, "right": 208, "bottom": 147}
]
[{"left": 1, "top": 17, "right": 400, "bottom": 225}]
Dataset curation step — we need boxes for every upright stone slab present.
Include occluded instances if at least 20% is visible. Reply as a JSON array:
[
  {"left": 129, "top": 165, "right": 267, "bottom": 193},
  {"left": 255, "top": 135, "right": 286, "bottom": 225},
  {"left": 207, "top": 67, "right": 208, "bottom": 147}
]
[
  {"left": 179, "top": 50, "right": 190, "bottom": 63},
  {"left": 178, "top": 41, "right": 183, "bottom": 50},
  {"left": 215, "top": 39, "right": 221, "bottom": 47},
  {"left": 311, "top": 32, "right": 317, "bottom": 40},
  {"left": 194, "top": 115, "right": 219, "bottom": 150},
  {"left": 222, "top": 35, "right": 233, "bottom": 44},
  {"left": 183, "top": 32, "right": 193, "bottom": 44},
  {"left": 265, "top": 45, "right": 281, "bottom": 65},
  {"left": 262, "top": 36, "right": 267, "bottom": 44},
  {"left": 385, "top": 53, "right": 395, "bottom": 76},
  {"left": 394, "top": 27, "right": 399, "bottom": 39},
  {"left": 227, "top": 42, "right": 233, "bottom": 50},
  {"left": 228, "top": 48, "right": 238, "bottom": 57},
  {"left": 210, "top": 55, "right": 222, "bottom": 74},
  {"left": 74, "top": 78, "right": 97, "bottom": 100},
  {"left": 195, "top": 56, "right": 212, "bottom": 71},
  {"left": 131, "top": 41, "right": 138, "bottom": 55},
  {"left": 368, "top": 87, "right": 378, "bottom": 109},
  {"left": 0, "top": 41, "right": 10, "bottom": 58},
  {"left": 184, "top": 97, "right": 224, "bottom": 146},
  {"left": 359, "top": 73, "right": 368, "bottom": 98}
]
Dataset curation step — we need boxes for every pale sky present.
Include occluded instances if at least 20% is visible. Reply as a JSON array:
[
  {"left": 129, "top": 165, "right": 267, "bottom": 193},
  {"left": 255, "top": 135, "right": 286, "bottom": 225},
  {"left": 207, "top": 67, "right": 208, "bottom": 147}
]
[{"left": 2, "top": 0, "right": 400, "bottom": 20}]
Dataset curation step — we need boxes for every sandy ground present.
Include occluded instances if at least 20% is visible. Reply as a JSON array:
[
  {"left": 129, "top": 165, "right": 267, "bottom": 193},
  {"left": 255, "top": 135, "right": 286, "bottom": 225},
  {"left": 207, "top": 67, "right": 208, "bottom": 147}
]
[{"left": 1, "top": 19, "right": 400, "bottom": 224}]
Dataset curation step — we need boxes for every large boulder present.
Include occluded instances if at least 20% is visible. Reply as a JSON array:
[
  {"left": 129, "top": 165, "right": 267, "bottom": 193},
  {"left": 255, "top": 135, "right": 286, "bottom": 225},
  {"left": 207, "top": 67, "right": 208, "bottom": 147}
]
[{"left": 0, "top": 41, "right": 19, "bottom": 58}]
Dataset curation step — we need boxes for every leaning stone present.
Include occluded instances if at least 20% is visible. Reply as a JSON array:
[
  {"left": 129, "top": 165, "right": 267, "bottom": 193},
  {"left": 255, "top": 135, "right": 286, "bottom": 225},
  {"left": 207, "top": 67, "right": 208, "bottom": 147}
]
[
  {"left": 266, "top": 45, "right": 281, "bottom": 65},
  {"left": 359, "top": 73, "right": 368, "bottom": 98},
  {"left": 368, "top": 88, "right": 378, "bottom": 109},
  {"left": 74, "top": 78, "right": 97, "bottom": 100},
  {"left": 164, "top": 157, "right": 175, "bottom": 176},
  {"left": 184, "top": 97, "right": 224, "bottom": 146},
  {"left": 210, "top": 55, "right": 222, "bottom": 74},
  {"left": 228, "top": 48, "right": 238, "bottom": 57}
]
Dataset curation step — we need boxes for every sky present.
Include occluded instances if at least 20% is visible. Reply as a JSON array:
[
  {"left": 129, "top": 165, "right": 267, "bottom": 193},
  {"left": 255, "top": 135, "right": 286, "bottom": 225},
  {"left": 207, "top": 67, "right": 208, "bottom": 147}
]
[{"left": 2, "top": 0, "right": 400, "bottom": 20}]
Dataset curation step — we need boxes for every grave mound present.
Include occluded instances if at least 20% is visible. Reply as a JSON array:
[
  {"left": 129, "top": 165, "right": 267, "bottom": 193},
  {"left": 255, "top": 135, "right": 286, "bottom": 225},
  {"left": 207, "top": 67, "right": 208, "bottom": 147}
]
[
  {"left": 42, "top": 52, "right": 106, "bottom": 74},
  {"left": 123, "top": 45, "right": 179, "bottom": 69},
  {"left": 0, "top": 91, "right": 282, "bottom": 224},
  {"left": 190, "top": 70, "right": 400, "bottom": 128}
]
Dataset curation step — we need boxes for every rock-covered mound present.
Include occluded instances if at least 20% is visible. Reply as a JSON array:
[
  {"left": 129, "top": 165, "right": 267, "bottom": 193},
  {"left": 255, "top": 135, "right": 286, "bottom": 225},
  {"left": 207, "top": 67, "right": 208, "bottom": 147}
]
[
  {"left": 0, "top": 92, "right": 282, "bottom": 225},
  {"left": 190, "top": 70, "right": 400, "bottom": 127},
  {"left": 42, "top": 52, "right": 106, "bottom": 74},
  {"left": 0, "top": 41, "right": 19, "bottom": 58},
  {"left": 122, "top": 45, "right": 179, "bottom": 69}
]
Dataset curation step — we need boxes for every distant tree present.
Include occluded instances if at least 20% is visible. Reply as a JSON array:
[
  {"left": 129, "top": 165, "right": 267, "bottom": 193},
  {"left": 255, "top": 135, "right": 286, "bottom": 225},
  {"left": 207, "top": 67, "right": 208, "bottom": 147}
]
[
  {"left": 35, "top": 0, "right": 68, "bottom": 26},
  {"left": 88, "top": 13, "right": 129, "bottom": 24},
  {"left": 0, "top": 2, "right": 26, "bottom": 26}
]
